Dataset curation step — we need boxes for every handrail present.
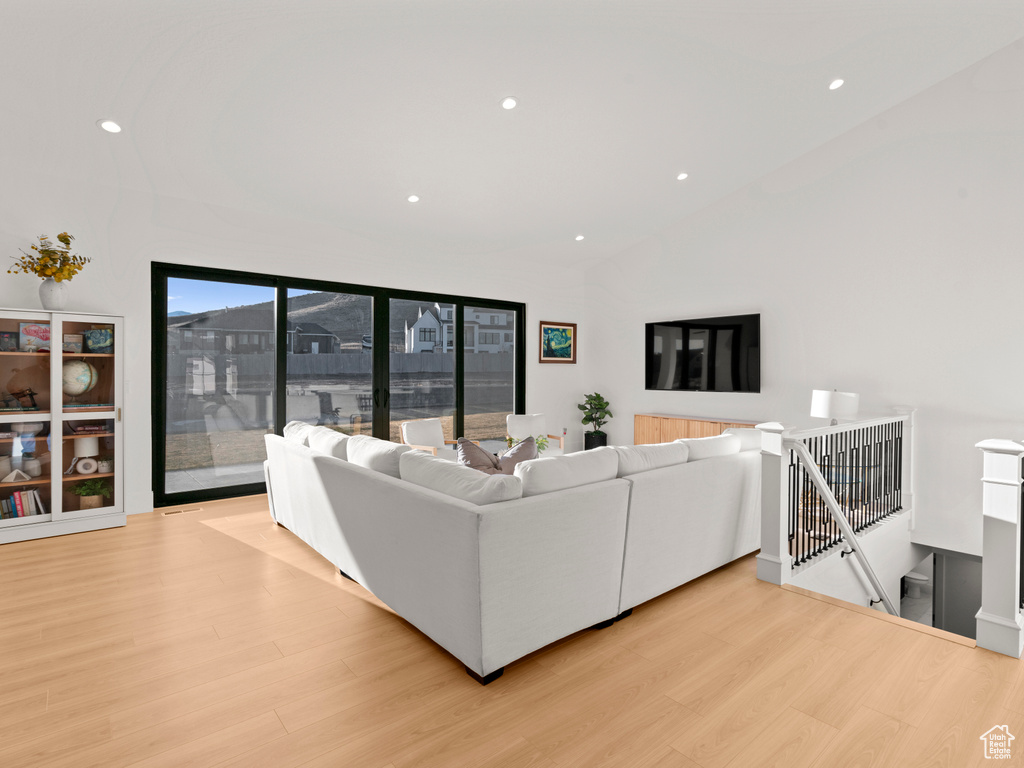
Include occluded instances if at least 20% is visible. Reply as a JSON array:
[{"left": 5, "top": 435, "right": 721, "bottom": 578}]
[
  {"left": 785, "top": 412, "right": 909, "bottom": 441},
  {"left": 787, "top": 440, "right": 898, "bottom": 615}
]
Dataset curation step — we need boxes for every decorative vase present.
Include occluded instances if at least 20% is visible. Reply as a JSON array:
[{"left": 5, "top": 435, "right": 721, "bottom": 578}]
[{"left": 38, "top": 277, "right": 69, "bottom": 311}]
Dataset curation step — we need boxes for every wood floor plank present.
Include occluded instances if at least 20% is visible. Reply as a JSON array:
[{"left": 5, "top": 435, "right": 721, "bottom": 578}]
[
  {"left": 723, "top": 706, "right": 837, "bottom": 768},
  {"left": 807, "top": 706, "right": 916, "bottom": 768}
]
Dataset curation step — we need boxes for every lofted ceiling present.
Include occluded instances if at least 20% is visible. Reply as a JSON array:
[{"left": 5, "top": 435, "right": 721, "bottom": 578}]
[{"left": 3, "top": 0, "right": 1024, "bottom": 263}]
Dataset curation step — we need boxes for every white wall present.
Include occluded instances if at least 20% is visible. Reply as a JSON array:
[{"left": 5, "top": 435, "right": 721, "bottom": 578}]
[
  {"left": 0, "top": 191, "right": 588, "bottom": 514},
  {"left": 585, "top": 40, "right": 1024, "bottom": 556}
]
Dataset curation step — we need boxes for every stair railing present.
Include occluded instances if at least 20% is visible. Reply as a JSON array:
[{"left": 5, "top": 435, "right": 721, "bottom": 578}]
[{"left": 757, "top": 409, "right": 914, "bottom": 616}]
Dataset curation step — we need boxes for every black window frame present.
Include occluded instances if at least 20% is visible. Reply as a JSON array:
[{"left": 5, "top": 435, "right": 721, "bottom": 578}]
[{"left": 152, "top": 262, "right": 526, "bottom": 508}]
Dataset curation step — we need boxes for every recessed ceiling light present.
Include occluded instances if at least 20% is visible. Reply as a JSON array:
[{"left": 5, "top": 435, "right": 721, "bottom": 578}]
[
  {"left": 97, "top": 119, "right": 121, "bottom": 133},
  {"left": 407, "top": 195, "right": 420, "bottom": 203},
  {"left": 575, "top": 235, "right": 584, "bottom": 241},
  {"left": 676, "top": 172, "right": 688, "bottom": 181},
  {"left": 829, "top": 79, "right": 844, "bottom": 91},
  {"left": 501, "top": 97, "right": 517, "bottom": 110}
]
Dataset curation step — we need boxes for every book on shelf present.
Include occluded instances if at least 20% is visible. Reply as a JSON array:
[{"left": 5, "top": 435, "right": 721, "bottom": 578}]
[
  {"left": 32, "top": 490, "right": 46, "bottom": 515},
  {"left": 0, "top": 431, "right": 16, "bottom": 438},
  {"left": 63, "top": 403, "right": 113, "bottom": 410},
  {"left": 12, "top": 492, "right": 23, "bottom": 517},
  {"left": 70, "top": 424, "right": 106, "bottom": 433}
]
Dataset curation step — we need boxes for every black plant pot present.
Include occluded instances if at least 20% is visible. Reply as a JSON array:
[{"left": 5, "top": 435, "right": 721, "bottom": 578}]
[{"left": 584, "top": 432, "right": 608, "bottom": 450}]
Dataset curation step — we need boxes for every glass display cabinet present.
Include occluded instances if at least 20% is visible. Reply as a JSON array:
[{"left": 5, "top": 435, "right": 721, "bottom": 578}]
[{"left": 0, "top": 308, "right": 124, "bottom": 544}]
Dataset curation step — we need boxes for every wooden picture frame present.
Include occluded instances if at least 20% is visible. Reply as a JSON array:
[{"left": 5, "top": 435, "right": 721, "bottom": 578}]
[{"left": 539, "top": 321, "right": 577, "bottom": 364}]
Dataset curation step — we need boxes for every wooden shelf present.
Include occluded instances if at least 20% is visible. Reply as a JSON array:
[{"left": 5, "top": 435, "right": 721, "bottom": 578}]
[
  {"left": 62, "top": 352, "right": 114, "bottom": 358},
  {"left": 0, "top": 350, "right": 50, "bottom": 357},
  {"left": 62, "top": 471, "right": 114, "bottom": 484},
  {"left": 0, "top": 477, "right": 49, "bottom": 488},
  {"left": 62, "top": 432, "right": 114, "bottom": 439},
  {"left": 61, "top": 406, "right": 114, "bottom": 413}
]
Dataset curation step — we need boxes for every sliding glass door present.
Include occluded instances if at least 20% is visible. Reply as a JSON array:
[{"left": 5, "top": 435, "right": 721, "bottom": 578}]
[
  {"left": 388, "top": 298, "right": 456, "bottom": 442},
  {"left": 153, "top": 264, "right": 525, "bottom": 507},
  {"left": 285, "top": 289, "right": 374, "bottom": 436},
  {"left": 161, "top": 276, "right": 276, "bottom": 496},
  {"left": 463, "top": 305, "right": 517, "bottom": 454}
]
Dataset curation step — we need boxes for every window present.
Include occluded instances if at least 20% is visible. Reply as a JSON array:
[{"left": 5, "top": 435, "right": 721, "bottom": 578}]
[
  {"left": 153, "top": 263, "right": 524, "bottom": 507},
  {"left": 480, "top": 332, "right": 500, "bottom": 345}
]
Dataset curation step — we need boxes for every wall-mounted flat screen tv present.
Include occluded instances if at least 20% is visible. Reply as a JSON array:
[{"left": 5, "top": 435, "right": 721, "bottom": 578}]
[{"left": 645, "top": 314, "right": 760, "bottom": 393}]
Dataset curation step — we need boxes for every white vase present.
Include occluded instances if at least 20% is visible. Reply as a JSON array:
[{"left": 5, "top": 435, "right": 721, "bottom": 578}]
[{"left": 39, "top": 277, "right": 69, "bottom": 310}]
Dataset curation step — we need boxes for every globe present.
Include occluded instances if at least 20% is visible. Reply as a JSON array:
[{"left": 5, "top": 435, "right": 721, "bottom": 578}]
[{"left": 62, "top": 360, "right": 99, "bottom": 396}]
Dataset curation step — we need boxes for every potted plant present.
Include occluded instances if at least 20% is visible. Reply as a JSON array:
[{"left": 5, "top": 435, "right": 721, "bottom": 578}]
[
  {"left": 578, "top": 392, "right": 612, "bottom": 450},
  {"left": 97, "top": 455, "right": 114, "bottom": 474},
  {"left": 8, "top": 232, "right": 91, "bottom": 310},
  {"left": 505, "top": 434, "right": 550, "bottom": 454},
  {"left": 72, "top": 478, "right": 111, "bottom": 509}
]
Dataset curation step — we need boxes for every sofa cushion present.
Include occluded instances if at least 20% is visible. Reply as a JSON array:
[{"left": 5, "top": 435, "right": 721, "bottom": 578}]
[
  {"left": 347, "top": 435, "right": 412, "bottom": 477},
  {"left": 723, "top": 427, "right": 762, "bottom": 452},
  {"left": 513, "top": 447, "right": 619, "bottom": 497},
  {"left": 307, "top": 427, "right": 350, "bottom": 460},
  {"left": 283, "top": 420, "right": 316, "bottom": 446},
  {"left": 676, "top": 433, "right": 741, "bottom": 461},
  {"left": 499, "top": 436, "right": 537, "bottom": 474},
  {"left": 611, "top": 442, "right": 689, "bottom": 477},
  {"left": 400, "top": 450, "right": 523, "bottom": 505},
  {"left": 456, "top": 437, "right": 501, "bottom": 474}
]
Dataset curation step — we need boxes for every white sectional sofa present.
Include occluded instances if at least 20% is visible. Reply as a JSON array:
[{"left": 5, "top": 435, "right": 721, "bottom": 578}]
[{"left": 264, "top": 424, "right": 760, "bottom": 683}]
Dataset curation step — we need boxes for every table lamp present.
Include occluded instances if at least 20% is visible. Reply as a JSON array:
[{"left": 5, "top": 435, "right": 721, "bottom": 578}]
[
  {"left": 75, "top": 435, "right": 100, "bottom": 474},
  {"left": 810, "top": 389, "right": 860, "bottom": 426}
]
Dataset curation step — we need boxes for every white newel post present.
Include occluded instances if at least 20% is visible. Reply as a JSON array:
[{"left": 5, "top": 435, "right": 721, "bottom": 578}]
[
  {"left": 756, "top": 422, "right": 791, "bottom": 584},
  {"left": 976, "top": 439, "right": 1024, "bottom": 658}
]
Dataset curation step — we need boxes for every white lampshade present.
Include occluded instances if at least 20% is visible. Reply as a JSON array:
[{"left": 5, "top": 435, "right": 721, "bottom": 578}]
[
  {"left": 810, "top": 390, "right": 860, "bottom": 422},
  {"left": 74, "top": 436, "right": 100, "bottom": 458}
]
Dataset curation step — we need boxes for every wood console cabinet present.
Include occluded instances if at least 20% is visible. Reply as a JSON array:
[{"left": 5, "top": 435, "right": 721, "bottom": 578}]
[
  {"left": 1, "top": 308, "right": 124, "bottom": 544},
  {"left": 634, "top": 413, "right": 760, "bottom": 445}
]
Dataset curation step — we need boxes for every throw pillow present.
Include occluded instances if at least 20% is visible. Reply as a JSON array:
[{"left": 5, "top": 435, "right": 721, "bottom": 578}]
[
  {"left": 282, "top": 420, "right": 316, "bottom": 446},
  {"left": 611, "top": 442, "right": 689, "bottom": 477},
  {"left": 456, "top": 437, "right": 501, "bottom": 474},
  {"left": 498, "top": 436, "right": 538, "bottom": 474},
  {"left": 307, "top": 427, "right": 350, "bottom": 460},
  {"left": 400, "top": 450, "right": 523, "bottom": 505},
  {"left": 346, "top": 435, "right": 412, "bottom": 478},
  {"left": 677, "top": 433, "right": 742, "bottom": 461},
  {"left": 513, "top": 447, "right": 618, "bottom": 497}
]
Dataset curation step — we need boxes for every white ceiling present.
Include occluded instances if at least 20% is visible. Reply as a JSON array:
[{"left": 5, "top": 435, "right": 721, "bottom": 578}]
[{"left": 4, "top": 0, "right": 1024, "bottom": 263}]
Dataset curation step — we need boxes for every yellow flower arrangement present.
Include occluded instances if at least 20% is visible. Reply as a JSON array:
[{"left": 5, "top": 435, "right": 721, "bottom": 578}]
[{"left": 9, "top": 232, "right": 90, "bottom": 282}]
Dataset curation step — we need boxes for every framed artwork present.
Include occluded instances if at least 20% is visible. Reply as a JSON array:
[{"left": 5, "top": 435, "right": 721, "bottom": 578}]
[
  {"left": 0, "top": 331, "right": 18, "bottom": 352},
  {"left": 539, "top": 321, "right": 577, "bottom": 364}
]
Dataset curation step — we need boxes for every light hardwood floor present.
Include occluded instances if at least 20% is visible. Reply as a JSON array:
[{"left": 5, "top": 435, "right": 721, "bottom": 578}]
[{"left": 1, "top": 496, "right": 1022, "bottom": 767}]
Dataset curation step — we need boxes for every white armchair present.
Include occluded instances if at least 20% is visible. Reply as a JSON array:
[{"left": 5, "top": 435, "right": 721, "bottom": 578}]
[
  {"left": 506, "top": 414, "right": 565, "bottom": 456},
  {"left": 400, "top": 418, "right": 459, "bottom": 459}
]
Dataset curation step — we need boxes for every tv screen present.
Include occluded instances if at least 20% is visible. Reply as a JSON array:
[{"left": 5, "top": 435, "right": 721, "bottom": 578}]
[{"left": 646, "top": 314, "right": 760, "bottom": 393}]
